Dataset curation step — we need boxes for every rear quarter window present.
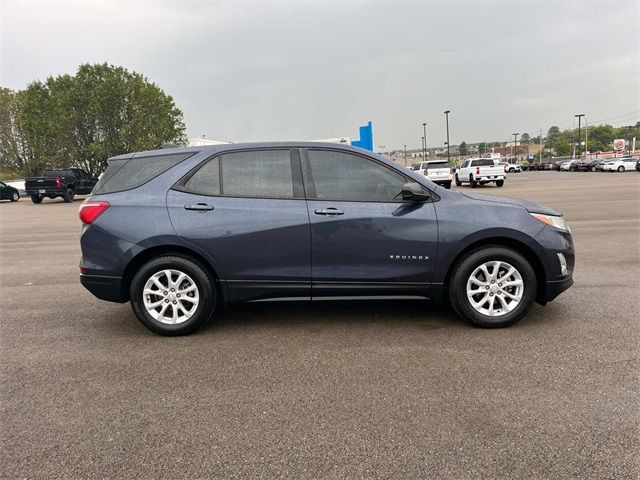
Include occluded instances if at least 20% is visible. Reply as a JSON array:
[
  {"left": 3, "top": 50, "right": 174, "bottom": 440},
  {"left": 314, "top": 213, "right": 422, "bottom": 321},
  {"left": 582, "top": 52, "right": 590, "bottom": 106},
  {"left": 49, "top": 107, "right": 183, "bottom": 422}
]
[
  {"left": 470, "top": 159, "right": 494, "bottom": 167},
  {"left": 93, "top": 152, "right": 194, "bottom": 194}
]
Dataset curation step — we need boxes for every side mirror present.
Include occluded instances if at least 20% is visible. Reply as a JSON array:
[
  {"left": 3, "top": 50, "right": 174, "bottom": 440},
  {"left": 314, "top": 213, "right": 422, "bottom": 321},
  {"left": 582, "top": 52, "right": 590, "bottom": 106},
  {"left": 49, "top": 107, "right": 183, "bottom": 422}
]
[{"left": 401, "top": 182, "right": 431, "bottom": 202}]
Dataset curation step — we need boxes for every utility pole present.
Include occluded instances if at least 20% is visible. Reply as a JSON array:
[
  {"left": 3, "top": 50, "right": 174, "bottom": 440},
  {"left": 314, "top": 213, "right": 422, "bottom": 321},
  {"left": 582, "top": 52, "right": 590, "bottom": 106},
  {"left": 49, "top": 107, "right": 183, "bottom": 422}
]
[
  {"left": 421, "top": 136, "right": 425, "bottom": 160},
  {"left": 444, "top": 110, "right": 451, "bottom": 164},
  {"left": 404, "top": 144, "right": 407, "bottom": 165},
  {"left": 575, "top": 114, "right": 585, "bottom": 159},
  {"left": 585, "top": 117, "right": 589, "bottom": 159},
  {"left": 539, "top": 128, "right": 543, "bottom": 164},
  {"left": 422, "top": 123, "right": 427, "bottom": 162},
  {"left": 512, "top": 133, "right": 519, "bottom": 160}
]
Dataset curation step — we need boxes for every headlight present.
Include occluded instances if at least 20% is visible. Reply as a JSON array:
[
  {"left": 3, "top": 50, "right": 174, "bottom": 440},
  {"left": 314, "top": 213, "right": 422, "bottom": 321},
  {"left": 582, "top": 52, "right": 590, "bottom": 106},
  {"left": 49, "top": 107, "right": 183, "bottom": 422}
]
[{"left": 530, "top": 213, "right": 571, "bottom": 233}]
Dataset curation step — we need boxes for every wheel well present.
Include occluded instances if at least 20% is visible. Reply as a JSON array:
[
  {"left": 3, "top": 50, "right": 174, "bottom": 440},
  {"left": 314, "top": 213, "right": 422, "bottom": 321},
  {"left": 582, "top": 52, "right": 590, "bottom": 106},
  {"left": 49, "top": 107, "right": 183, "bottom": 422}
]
[
  {"left": 443, "top": 237, "right": 547, "bottom": 303},
  {"left": 120, "top": 245, "right": 220, "bottom": 302}
]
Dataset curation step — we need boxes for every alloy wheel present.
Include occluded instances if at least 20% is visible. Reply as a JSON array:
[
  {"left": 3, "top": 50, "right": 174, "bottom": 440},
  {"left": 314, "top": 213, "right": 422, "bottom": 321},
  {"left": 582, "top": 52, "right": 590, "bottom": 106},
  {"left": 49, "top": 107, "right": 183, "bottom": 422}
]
[
  {"left": 143, "top": 269, "right": 200, "bottom": 324},
  {"left": 466, "top": 261, "right": 524, "bottom": 317}
]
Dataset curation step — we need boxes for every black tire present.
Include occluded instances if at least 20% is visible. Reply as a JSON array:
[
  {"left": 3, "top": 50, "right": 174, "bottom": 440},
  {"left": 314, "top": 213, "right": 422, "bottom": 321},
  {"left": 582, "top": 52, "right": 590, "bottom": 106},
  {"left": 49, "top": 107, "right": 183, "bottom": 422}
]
[
  {"left": 10, "top": 192, "right": 19, "bottom": 202},
  {"left": 617, "top": 166, "right": 624, "bottom": 172},
  {"left": 470, "top": 175, "right": 477, "bottom": 188},
  {"left": 448, "top": 246, "right": 537, "bottom": 328},
  {"left": 455, "top": 175, "right": 462, "bottom": 187},
  {"left": 63, "top": 188, "right": 75, "bottom": 203},
  {"left": 496, "top": 179, "right": 504, "bottom": 187},
  {"left": 444, "top": 181, "right": 452, "bottom": 189},
  {"left": 129, "top": 255, "right": 217, "bottom": 336},
  {"left": 31, "top": 195, "right": 43, "bottom": 204}
]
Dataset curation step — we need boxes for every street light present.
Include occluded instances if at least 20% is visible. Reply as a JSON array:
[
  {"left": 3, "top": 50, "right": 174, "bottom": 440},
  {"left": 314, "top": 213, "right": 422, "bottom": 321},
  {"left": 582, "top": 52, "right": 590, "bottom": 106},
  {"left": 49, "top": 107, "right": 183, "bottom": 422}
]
[
  {"left": 444, "top": 110, "right": 451, "bottom": 164},
  {"left": 575, "top": 114, "right": 585, "bottom": 159},
  {"left": 404, "top": 144, "right": 407, "bottom": 164},
  {"left": 421, "top": 136, "right": 425, "bottom": 160},
  {"left": 512, "top": 133, "right": 519, "bottom": 160},
  {"left": 422, "top": 122, "right": 427, "bottom": 161}
]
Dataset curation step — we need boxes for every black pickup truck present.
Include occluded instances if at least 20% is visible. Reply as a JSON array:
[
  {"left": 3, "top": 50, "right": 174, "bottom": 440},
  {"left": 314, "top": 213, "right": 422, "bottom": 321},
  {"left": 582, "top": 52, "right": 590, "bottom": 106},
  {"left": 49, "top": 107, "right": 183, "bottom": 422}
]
[{"left": 25, "top": 168, "right": 98, "bottom": 204}]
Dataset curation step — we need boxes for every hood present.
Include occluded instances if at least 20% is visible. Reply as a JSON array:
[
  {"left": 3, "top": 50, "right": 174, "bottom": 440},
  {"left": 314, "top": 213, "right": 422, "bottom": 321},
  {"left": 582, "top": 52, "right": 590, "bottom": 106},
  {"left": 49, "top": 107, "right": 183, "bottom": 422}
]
[{"left": 460, "top": 191, "right": 561, "bottom": 216}]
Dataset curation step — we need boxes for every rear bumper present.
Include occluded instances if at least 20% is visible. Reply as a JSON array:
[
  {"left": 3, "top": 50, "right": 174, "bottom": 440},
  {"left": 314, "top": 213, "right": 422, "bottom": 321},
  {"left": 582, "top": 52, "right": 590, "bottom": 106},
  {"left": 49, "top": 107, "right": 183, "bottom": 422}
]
[
  {"left": 80, "top": 274, "right": 127, "bottom": 303},
  {"left": 25, "top": 188, "right": 66, "bottom": 196}
]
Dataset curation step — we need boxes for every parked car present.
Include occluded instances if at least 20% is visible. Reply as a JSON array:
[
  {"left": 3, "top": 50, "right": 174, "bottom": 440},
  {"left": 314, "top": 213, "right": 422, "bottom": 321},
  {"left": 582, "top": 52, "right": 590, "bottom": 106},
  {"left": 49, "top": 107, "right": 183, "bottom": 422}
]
[
  {"left": 576, "top": 159, "right": 603, "bottom": 172},
  {"left": 79, "top": 143, "right": 574, "bottom": 335},
  {"left": 422, "top": 160, "right": 453, "bottom": 189},
  {"left": 506, "top": 163, "right": 522, "bottom": 173},
  {"left": 455, "top": 158, "right": 506, "bottom": 187},
  {"left": 0, "top": 181, "right": 20, "bottom": 202},
  {"left": 636, "top": 160, "right": 640, "bottom": 172},
  {"left": 552, "top": 160, "right": 564, "bottom": 171},
  {"left": 600, "top": 157, "right": 637, "bottom": 172},
  {"left": 25, "top": 168, "right": 98, "bottom": 204},
  {"left": 560, "top": 160, "right": 579, "bottom": 171}
]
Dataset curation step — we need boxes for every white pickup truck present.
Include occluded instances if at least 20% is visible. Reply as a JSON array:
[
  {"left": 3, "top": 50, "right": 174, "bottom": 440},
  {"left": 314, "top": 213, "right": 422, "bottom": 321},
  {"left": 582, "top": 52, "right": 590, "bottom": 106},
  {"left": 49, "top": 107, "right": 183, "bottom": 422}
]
[{"left": 455, "top": 158, "right": 506, "bottom": 188}]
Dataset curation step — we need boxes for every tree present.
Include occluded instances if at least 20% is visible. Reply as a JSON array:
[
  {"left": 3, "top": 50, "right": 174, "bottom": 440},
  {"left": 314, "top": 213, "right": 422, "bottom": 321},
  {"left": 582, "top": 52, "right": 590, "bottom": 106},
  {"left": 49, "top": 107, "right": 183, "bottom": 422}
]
[
  {"left": 1, "top": 63, "right": 187, "bottom": 176},
  {"left": 585, "top": 124, "right": 614, "bottom": 152},
  {"left": 478, "top": 142, "right": 487, "bottom": 154},
  {"left": 547, "top": 126, "right": 561, "bottom": 147},
  {"left": 459, "top": 141, "right": 468, "bottom": 155},
  {"left": 520, "top": 133, "right": 530, "bottom": 144}
]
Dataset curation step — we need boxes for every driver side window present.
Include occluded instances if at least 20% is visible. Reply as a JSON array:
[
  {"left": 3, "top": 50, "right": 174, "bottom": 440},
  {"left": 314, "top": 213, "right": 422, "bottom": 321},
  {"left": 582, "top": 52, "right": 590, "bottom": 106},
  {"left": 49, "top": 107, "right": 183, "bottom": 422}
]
[{"left": 307, "top": 150, "right": 407, "bottom": 202}]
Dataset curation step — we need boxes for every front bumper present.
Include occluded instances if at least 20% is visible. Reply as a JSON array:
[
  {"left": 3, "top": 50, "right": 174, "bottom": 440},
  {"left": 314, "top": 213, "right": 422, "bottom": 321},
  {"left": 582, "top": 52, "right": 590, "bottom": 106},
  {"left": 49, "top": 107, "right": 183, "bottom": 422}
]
[
  {"left": 544, "top": 276, "right": 574, "bottom": 302},
  {"left": 80, "top": 274, "right": 127, "bottom": 303}
]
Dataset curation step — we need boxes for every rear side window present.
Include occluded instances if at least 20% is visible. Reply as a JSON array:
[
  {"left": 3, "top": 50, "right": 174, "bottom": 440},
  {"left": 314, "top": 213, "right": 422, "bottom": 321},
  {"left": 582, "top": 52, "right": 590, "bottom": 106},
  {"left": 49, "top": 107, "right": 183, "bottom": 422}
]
[
  {"left": 221, "top": 150, "right": 293, "bottom": 198},
  {"left": 426, "top": 161, "right": 449, "bottom": 168},
  {"left": 470, "top": 159, "right": 494, "bottom": 167},
  {"left": 93, "top": 152, "right": 193, "bottom": 194},
  {"left": 183, "top": 158, "right": 220, "bottom": 196}
]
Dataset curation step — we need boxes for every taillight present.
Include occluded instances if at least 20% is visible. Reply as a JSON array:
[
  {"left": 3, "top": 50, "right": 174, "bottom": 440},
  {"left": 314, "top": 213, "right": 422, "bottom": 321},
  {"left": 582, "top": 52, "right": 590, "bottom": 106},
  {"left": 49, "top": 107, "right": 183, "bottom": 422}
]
[
  {"left": 476, "top": 167, "right": 480, "bottom": 176},
  {"left": 504, "top": 165, "right": 508, "bottom": 173},
  {"left": 79, "top": 201, "right": 109, "bottom": 224},
  {"left": 55, "top": 177, "right": 62, "bottom": 188}
]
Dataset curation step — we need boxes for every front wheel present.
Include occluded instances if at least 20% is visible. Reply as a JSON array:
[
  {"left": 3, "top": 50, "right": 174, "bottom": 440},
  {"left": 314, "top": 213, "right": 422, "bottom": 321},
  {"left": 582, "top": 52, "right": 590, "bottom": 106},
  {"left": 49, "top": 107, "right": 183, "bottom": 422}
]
[
  {"left": 31, "top": 195, "right": 43, "bottom": 204},
  {"left": 130, "top": 255, "right": 217, "bottom": 335},
  {"left": 448, "top": 246, "right": 537, "bottom": 328},
  {"left": 455, "top": 175, "right": 462, "bottom": 187},
  {"left": 10, "top": 192, "right": 19, "bottom": 202},
  {"left": 496, "top": 180, "right": 504, "bottom": 187},
  {"left": 617, "top": 166, "right": 625, "bottom": 172}
]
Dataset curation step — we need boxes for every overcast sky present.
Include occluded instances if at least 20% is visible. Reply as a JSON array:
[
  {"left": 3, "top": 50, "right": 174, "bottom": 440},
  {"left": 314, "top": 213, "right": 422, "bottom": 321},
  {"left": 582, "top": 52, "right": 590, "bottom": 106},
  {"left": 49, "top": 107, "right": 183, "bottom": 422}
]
[{"left": 2, "top": 0, "right": 638, "bottom": 150}]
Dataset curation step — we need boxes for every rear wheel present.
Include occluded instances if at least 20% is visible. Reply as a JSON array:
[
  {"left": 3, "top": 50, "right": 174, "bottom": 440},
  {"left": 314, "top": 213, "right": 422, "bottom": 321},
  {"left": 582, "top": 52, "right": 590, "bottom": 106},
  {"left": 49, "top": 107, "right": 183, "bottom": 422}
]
[
  {"left": 448, "top": 246, "right": 537, "bottom": 328},
  {"left": 444, "top": 181, "right": 452, "bottom": 189},
  {"left": 496, "top": 179, "right": 504, "bottom": 187},
  {"left": 130, "top": 255, "right": 216, "bottom": 335},
  {"left": 31, "top": 195, "right": 43, "bottom": 204},
  {"left": 455, "top": 175, "right": 462, "bottom": 187},
  {"left": 63, "top": 188, "right": 75, "bottom": 203},
  {"left": 10, "top": 191, "right": 19, "bottom": 202},
  {"left": 470, "top": 175, "right": 477, "bottom": 188},
  {"left": 617, "top": 166, "right": 624, "bottom": 172}
]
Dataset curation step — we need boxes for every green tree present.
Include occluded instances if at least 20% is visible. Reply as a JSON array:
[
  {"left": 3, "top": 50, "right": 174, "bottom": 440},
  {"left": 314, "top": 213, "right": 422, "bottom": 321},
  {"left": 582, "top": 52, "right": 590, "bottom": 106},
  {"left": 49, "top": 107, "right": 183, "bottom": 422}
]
[
  {"left": 520, "top": 133, "right": 530, "bottom": 144},
  {"left": 1, "top": 63, "right": 186, "bottom": 177},
  {"left": 459, "top": 141, "right": 468, "bottom": 155},
  {"left": 547, "top": 126, "right": 561, "bottom": 147},
  {"left": 585, "top": 124, "right": 614, "bottom": 152},
  {"left": 478, "top": 142, "right": 487, "bottom": 154}
]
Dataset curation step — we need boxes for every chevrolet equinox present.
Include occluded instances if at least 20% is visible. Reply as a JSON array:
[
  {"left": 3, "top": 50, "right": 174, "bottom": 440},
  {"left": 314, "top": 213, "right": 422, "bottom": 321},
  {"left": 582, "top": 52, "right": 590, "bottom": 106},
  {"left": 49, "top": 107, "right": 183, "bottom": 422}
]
[{"left": 79, "top": 143, "right": 574, "bottom": 335}]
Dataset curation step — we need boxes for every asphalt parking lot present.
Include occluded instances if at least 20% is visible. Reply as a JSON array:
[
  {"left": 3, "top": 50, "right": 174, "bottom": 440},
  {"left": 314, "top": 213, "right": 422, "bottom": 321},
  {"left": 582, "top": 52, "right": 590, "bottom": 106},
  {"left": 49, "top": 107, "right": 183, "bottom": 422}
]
[{"left": 1, "top": 171, "right": 638, "bottom": 479}]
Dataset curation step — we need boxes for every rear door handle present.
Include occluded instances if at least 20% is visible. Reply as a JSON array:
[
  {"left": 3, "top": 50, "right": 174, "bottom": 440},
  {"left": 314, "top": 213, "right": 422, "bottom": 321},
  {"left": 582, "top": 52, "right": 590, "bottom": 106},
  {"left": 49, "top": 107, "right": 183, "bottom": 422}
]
[
  {"left": 184, "top": 203, "right": 214, "bottom": 211},
  {"left": 314, "top": 207, "right": 344, "bottom": 216}
]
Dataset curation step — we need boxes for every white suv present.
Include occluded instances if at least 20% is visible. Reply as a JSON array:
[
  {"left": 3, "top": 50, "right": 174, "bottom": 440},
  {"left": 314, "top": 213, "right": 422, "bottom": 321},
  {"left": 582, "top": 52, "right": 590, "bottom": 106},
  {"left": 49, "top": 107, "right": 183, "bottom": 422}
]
[
  {"left": 601, "top": 157, "right": 637, "bottom": 172},
  {"left": 421, "top": 160, "right": 453, "bottom": 189}
]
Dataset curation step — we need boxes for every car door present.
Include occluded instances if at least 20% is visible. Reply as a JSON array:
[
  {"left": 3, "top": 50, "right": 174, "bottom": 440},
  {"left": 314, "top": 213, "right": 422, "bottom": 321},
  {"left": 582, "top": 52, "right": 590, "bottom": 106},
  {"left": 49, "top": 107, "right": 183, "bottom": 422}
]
[
  {"left": 0, "top": 182, "right": 7, "bottom": 200},
  {"left": 167, "top": 148, "right": 311, "bottom": 302},
  {"left": 300, "top": 148, "right": 439, "bottom": 298}
]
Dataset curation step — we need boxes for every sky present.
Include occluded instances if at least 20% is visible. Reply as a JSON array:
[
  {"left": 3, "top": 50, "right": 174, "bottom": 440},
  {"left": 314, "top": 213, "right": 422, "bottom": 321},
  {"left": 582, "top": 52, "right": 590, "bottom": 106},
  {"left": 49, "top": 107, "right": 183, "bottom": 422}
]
[{"left": 1, "top": 0, "right": 638, "bottom": 150}]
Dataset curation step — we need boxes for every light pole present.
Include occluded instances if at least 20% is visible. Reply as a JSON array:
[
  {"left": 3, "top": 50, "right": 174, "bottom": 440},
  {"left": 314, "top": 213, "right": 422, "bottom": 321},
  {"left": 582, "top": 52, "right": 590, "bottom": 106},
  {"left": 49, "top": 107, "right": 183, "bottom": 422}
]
[
  {"left": 575, "top": 114, "right": 585, "bottom": 159},
  {"left": 444, "top": 110, "right": 451, "bottom": 164},
  {"left": 404, "top": 144, "right": 407, "bottom": 165},
  {"left": 422, "top": 122, "right": 427, "bottom": 161},
  {"left": 421, "top": 136, "right": 425, "bottom": 160},
  {"left": 512, "top": 133, "right": 519, "bottom": 160}
]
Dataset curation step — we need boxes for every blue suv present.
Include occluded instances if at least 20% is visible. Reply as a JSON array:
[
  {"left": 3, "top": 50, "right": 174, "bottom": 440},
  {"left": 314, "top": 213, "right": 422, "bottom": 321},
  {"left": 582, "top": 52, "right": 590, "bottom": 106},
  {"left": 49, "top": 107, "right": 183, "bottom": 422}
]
[{"left": 79, "top": 143, "right": 574, "bottom": 335}]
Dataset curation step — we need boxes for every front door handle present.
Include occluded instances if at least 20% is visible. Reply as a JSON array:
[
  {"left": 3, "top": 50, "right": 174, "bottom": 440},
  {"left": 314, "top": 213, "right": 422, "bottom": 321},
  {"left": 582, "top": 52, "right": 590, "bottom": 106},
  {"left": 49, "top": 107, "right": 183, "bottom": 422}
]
[
  {"left": 184, "top": 203, "right": 214, "bottom": 211},
  {"left": 314, "top": 207, "right": 344, "bottom": 216}
]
